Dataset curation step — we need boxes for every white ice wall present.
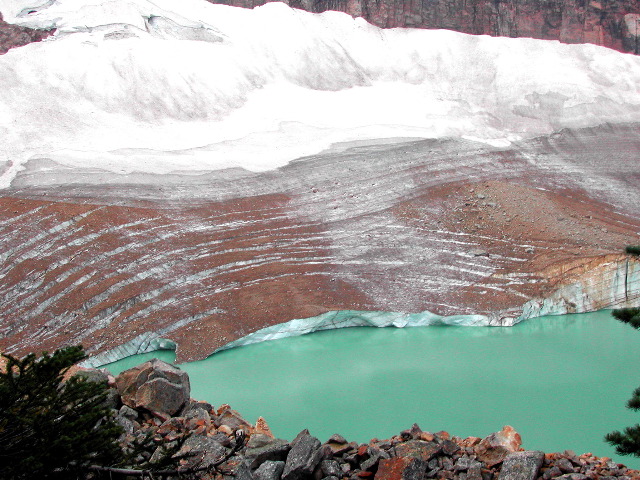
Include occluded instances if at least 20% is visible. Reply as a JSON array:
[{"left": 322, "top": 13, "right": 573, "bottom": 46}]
[{"left": 1, "top": 0, "right": 640, "bottom": 187}]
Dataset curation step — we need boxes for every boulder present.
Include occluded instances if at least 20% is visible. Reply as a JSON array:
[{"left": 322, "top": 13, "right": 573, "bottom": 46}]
[
  {"left": 475, "top": 426, "right": 522, "bottom": 467},
  {"left": 177, "top": 434, "right": 229, "bottom": 469},
  {"left": 320, "top": 460, "right": 342, "bottom": 478},
  {"left": 254, "top": 460, "right": 286, "bottom": 480},
  {"left": 216, "top": 404, "right": 253, "bottom": 431},
  {"left": 282, "top": 430, "right": 323, "bottom": 480},
  {"left": 247, "top": 433, "right": 277, "bottom": 449},
  {"left": 236, "top": 462, "right": 256, "bottom": 480},
  {"left": 497, "top": 451, "right": 545, "bottom": 480},
  {"left": 454, "top": 456, "right": 482, "bottom": 472},
  {"left": 376, "top": 457, "right": 428, "bottom": 480},
  {"left": 245, "top": 438, "right": 291, "bottom": 469},
  {"left": 115, "top": 359, "right": 190, "bottom": 417},
  {"left": 394, "top": 440, "right": 441, "bottom": 461}
]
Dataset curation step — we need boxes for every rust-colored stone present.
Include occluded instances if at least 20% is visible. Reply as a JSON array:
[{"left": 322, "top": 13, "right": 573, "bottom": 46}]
[
  {"left": 475, "top": 426, "right": 522, "bottom": 467},
  {"left": 376, "top": 457, "right": 427, "bottom": 480},
  {"left": 254, "top": 417, "right": 275, "bottom": 438}
]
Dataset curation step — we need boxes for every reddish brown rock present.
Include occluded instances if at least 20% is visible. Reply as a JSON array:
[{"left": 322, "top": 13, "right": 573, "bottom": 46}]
[
  {"left": 207, "top": 0, "right": 640, "bottom": 54},
  {"left": 376, "top": 457, "right": 428, "bottom": 480},
  {"left": 0, "top": 12, "right": 54, "bottom": 54},
  {"left": 254, "top": 416, "right": 275, "bottom": 438},
  {"left": 394, "top": 440, "right": 442, "bottom": 461},
  {"left": 115, "top": 358, "right": 190, "bottom": 417},
  {"left": 216, "top": 404, "right": 253, "bottom": 432},
  {"left": 475, "top": 426, "right": 522, "bottom": 467}
]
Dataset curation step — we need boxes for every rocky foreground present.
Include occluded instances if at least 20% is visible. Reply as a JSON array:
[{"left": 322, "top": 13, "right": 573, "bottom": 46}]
[{"left": 92, "top": 358, "right": 640, "bottom": 480}]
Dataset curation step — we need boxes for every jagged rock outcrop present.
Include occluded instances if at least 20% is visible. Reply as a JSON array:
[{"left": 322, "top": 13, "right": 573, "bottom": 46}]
[
  {"left": 115, "top": 358, "right": 190, "bottom": 417},
  {"left": 0, "top": 12, "right": 53, "bottom": 54},
  {"left": 206, "top": 0, "right": 640, "bottom": 54}
]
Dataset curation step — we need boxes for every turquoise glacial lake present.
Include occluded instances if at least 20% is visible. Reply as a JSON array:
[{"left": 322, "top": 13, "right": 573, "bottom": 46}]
[{"left": 103, "top": 310, "right": 640, "bottom": 468}]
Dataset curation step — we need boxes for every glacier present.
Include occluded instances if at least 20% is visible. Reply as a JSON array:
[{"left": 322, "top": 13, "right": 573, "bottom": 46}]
[{"left": 1, "top": 0, "right": 640, "bottom": 188}]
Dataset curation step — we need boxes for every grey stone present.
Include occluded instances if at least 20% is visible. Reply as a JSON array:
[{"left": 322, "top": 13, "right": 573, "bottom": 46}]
[
  {"left": 321, "top": 460, "right": 342, "bottom": 478},
  {"left": 245, "top": 438, "right": 291, "bottom": 469},
  {"left": 282, "top": 430, "right": 323, "bottom": 480},
  {"left": 248, "top": 433, "right": 278, "bottom": 449},
  {"left": 103, "top": 387, "right": 120, "bottom": 409},
  {"left": 327, "top": 434, "right": 347, "bottom": 444},
  {"left": 74, "top": 368, "right": 109, "bottom": 385},
  {"left": 468, "top": 464, "right": 483, "bottom": 480},
  {"left": 442, "top": 457, "right": 454, "bottom": 471},
  {"left": 555, "top": 458, "right": 574, "bottom": 473},
  {"left": 114, "top": 415, "right": 135, "bottom": 434},
  {"left": 555, "top": 475, "right": 588, "bottom": 480},
  {"left": 254, "top": 461, "right": 285, "bottom": 480},
  {"left": 184, "top": 406, "right": 211, "bottom": 420},
  {"left": 454, "top": 456, "right": 482, "bottom": 472},
  {"left": 181, "top": 399, "right": 213, "bottom": 415},
  {"left": 118, "top": 405, "right": 138, "bottom": 421},
  {"left": 321, "top": 477, "right": 339, "bottom": 480},
  {"left": 210, "top": 432, "right": 233, "bottom": 447},
  {"left": 542, "top": 466, "right": 562, "bottom": 479},
  {"left": 498, "top": 451, "right": 545, "bottom": 480},
  {"left": 441, "top": 440, "right": 460, "bottom": 456},
  {"left": 179, "top": 434, "right": 229, "bottom": 469},
  {"left": 236, "top": 462, "right": 256, "bottom": 480},
  {"left": 361, "top": 454, "right": 381, "bottom": 472}
]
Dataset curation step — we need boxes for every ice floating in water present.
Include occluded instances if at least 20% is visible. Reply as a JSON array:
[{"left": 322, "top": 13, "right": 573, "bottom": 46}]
[{"left": 1, "top": 0, "right": 640, "bottom": 187}]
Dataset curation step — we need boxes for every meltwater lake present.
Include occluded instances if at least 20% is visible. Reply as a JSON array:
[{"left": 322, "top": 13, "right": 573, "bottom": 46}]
[{"left": 103, "top": 310, "right": 640, "bottom": 468}]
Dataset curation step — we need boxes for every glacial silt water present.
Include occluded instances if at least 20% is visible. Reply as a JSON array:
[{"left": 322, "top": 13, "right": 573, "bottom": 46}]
[{"left": 103, "top": 310, "right": 640, "bottom": 468}]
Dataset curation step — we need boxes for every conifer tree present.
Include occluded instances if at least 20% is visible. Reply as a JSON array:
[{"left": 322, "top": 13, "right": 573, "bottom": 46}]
[
  {"left": 0, "top": 345, "right": 123, "bottom": 479},
  {"left": 605, "top": 246, "right": 640, "bottom": 456}
]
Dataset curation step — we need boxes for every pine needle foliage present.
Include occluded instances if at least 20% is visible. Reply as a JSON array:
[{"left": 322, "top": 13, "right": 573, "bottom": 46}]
[
  {"left": 0, "top": 345, "right": 123, "bottom": 479},
  {"left": 626, "top": 245, "right": 640, "bottom": 255},
  {"left": 612, "top": 307, "right": 640, "bottom": 330},
  {"left": 606, "top": 246, "right": 640, "bottom": 456}
]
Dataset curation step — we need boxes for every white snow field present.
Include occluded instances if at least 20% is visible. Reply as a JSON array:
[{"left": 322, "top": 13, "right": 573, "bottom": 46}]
[{"left": 1, "top": 0, "right": 640, "bottom": 188}]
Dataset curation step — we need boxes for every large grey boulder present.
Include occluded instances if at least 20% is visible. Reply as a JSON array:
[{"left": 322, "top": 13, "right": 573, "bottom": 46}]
[
  {"left": 177, "top": 434, "right": 229, "bottom": 469},
  {"left": 254, "top": 460, "right": 286, "bottom": 480},
  {"left": 282, "top": 430, "right": 323, "bottom": 480},
  {"left": 498, "top": 451, "right": 545, "bottom": 480},
  {"left": 245, "top": 438, "right": 291, "bottom": 469},
  {"left": 115, "top": 358, "right": 190, "bottom": 417}
]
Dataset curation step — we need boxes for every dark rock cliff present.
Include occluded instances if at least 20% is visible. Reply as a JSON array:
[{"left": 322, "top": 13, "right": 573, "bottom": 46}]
[
  {"left": 0, "top": 12, "right": 53, "bottom": 54},
  {"left": 208, "top": 0, "right": 640, "bottom": 53}
]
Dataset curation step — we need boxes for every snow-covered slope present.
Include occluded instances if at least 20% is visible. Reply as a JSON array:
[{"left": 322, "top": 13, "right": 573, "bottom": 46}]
[{"left": 1, "top": 0, "right": 639, "bottom": 188}]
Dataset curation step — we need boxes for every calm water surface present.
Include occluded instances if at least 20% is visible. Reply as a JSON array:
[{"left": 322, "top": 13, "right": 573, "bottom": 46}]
[{"left": 103, "top": 310, "right": 640, "bottom": 468}]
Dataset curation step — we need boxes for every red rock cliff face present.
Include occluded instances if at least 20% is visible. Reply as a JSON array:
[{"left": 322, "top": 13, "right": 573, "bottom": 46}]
[
  {"left": 0, "top": 13, "right": 53, "bottom": 54},
  {"left": 209, "top": 0, "right": 640, "bottom": 53}
]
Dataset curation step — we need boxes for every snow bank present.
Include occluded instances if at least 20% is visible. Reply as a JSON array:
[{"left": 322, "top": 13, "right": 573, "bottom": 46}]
[{"left": 1, "top": 0, "right": 639, "bottom": 187}]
